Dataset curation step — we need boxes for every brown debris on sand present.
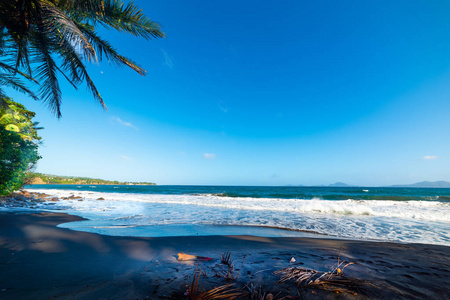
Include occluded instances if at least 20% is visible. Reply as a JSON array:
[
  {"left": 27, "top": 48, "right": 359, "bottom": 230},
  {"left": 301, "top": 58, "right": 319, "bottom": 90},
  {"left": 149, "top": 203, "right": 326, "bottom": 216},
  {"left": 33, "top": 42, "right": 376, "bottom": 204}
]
[
  {"left": 164, "top": 264, "right": 245, "bottom": 300},
  {"left": 216, "top": 252, "right": 245, "bottom": 281},
  {"left": 220, "top": 251, "right": 234, "bottom": 268},
  {"left": 178, "top": 252, "right": 213, "bottom": 261},
  {"left": 245, "top": 282, "right": 279, "bottom": 300},
  {"left": 275, "top": 253, "right": 375, "bottom": 296}
]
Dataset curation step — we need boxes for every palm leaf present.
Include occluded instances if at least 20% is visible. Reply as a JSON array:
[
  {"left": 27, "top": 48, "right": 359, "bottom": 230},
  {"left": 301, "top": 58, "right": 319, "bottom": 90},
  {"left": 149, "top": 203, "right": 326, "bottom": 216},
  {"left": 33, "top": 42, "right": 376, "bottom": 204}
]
[
  {"left": 77, "top": 23, "right": 146, "bottom": 75},
  {"left": 55, "top": 33, "right": 107, "bottom": 111},
  {"left": 0, "top": 73, "right": 39, "bottom": 100},
  {"left": 0, "top": 61, "right": 38, "bottom": 84},
  {"left": 0, "top": 0, "right": 164, "bottom": 117},
  {"left": 94, "top": 0, "right": 165, "bottom": 39},
  {"left": 187, "top": 264, "right": 244, "bottom": 300},
  {"left": 56, "top": 0, "right": 105, "bottom": 16},
  {"left": 13, "top": 34, "right": 33, "bottom": 76},
  {"left": 1, "top": 0, "right": 34, "bottom": 75},
  {"left": 30, "top": 27, "right": 62, "bottom": 117},
  {"left": 40, "top": 1, "right": 97, "bottom": 62}
]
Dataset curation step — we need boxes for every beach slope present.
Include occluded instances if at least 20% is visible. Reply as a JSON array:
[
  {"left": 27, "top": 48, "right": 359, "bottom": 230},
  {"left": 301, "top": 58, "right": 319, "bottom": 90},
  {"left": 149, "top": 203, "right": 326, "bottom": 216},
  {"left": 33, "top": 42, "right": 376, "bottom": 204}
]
[{"left": 0, "top": 212, "right": 449, "bottom": 299}]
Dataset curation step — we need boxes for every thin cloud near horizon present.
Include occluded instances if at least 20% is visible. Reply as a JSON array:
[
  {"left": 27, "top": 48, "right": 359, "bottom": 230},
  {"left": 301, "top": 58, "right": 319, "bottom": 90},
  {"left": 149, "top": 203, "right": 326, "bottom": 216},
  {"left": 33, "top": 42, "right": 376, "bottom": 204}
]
[
  {"left": 218, "top": 100, "right": 228, "bottom": 113},
  {"left": 113, "top": 117, "right": 138, "bottom": 130},
  {"left": 423, "top": 155, "right": 438, "bottom": 160},
  {"left": 161, "top": 48, "right": 174, "bottom": 69},
  {"left": 203, "top": 153, "right": 216, "bottom": 160}
]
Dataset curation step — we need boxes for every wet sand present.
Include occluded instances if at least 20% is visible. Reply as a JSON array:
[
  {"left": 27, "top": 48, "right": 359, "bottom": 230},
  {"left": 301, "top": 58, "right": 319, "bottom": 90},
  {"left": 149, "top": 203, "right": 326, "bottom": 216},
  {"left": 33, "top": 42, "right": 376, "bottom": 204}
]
[{"left": 0, "top": 212, "right": 449, "bottom": 299}]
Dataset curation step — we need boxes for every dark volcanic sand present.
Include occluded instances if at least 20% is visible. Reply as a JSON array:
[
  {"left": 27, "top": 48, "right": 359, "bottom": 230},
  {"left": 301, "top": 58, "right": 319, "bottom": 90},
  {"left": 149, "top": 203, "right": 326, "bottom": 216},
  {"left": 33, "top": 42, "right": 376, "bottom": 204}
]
[{"left": 0, "top": 212, "right": 449, "bottom": 299}]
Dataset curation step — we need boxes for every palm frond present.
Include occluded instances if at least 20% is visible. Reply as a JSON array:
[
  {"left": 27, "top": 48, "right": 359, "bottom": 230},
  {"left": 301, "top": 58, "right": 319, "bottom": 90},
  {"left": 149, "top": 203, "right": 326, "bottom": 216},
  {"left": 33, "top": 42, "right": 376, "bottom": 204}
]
[
  {"left": 32, "top": 121, "right": 44, "bottom": 131},
  {"left": 0, "top": 73, "right": 39, "bottom": 100},
  {"left": 76, "top": 62, "right": 105, "bottom": 111},
  {"left": 54, "top": 64, "right": 79, "bottom": 89},
  {"left": 1, "top": 0, "right": 34, "bottom": 74},
  {"left": 77, "top": 23, "right": 146, "bottom": 75},
  {"left": 40, "top": 1, "right": 97, "bottom": 62},
  {"left": 97, "top": 0, "right": 165, "bottom": 39},
  {"left": 30, "top": 28, "right": 63, "bottom": 117},
  {"left": 0, "top": 27, "right": 6, "bottom": 54},
  {"left": 0, "top": 0, "right": 163, "bottom": 117},
  {"left": 57, "top": 0, "right": 105, "bottom": 16},
  {"left": 187, "top": 264, "right": 243, "bottom": 300},
  {"left": 13, "top": 34, "right": 32, "bottom": 76},
  {"left": 55, "top": 34, "right": 106, "bottom": 111},
  {"left": 0, "top": 61, "right": 38, "bottom": 84}
]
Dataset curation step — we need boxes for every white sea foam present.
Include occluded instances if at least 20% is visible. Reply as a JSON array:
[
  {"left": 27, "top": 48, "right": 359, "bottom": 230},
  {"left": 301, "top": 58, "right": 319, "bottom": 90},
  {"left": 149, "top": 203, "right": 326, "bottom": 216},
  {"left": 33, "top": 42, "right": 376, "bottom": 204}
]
[
  {"left": 27, "top": 188, "right": 449, "bottom": 222},
  {"left": 24, "top": 188, "right": 450, "bottom": 245}
]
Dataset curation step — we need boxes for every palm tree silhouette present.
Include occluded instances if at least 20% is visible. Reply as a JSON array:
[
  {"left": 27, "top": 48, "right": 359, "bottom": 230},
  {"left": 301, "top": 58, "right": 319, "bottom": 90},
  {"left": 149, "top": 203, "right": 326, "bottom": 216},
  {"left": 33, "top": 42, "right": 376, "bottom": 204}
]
[{"left": 0, "top": 0, "right": 165, "bottom": 117}]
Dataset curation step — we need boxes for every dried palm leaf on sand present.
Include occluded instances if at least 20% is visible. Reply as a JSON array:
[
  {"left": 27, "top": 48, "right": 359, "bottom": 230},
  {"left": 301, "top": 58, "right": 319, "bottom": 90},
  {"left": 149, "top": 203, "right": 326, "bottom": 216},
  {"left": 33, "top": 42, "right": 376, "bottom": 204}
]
[
  {"left": 185, "top": 264, "right": 245, "bottom": 300},
  {"left": 275, "top": 257, "right": 376, "bottom": 296}
]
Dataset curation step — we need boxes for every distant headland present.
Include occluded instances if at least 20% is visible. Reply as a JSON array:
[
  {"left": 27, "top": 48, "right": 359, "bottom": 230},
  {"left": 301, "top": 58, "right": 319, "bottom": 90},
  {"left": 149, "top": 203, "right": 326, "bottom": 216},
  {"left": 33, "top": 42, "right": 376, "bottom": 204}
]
[
  {"left": 326, "top": 181, "right": 450, "bottom": 188},
  {"left": 287, "top": 181, "right": 450, "bottom": 188},
  {"left": 389, "top": 181, "right": 450, "bottom": 188},
  {"left": 28, "top": 173, "right": 156, "bottom": 186},
  {"left": 328, "top": 180, "right": 450, "bottom": 188}
]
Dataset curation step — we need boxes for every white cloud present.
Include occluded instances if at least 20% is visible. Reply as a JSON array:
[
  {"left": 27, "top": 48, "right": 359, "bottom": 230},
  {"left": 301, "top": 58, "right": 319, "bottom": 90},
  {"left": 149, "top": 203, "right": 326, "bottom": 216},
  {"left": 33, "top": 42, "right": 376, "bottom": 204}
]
[
  {"left": 203, "top": 153, "right": 216, "bottom": 160},
  {"left": 161, "top": 49, "right": 174, "bottom": 69},
  {"left": 113, "top": 117, "right": 138, "bottom": 130},
  {"left": 218, "top": 100, "right": 228, "bottom": 113},
  {"left": 423, "top": 155, "right": 438, "bottom": 160},
  {"left": 120, "top": 155, "right": 131, "bottom": 161}
]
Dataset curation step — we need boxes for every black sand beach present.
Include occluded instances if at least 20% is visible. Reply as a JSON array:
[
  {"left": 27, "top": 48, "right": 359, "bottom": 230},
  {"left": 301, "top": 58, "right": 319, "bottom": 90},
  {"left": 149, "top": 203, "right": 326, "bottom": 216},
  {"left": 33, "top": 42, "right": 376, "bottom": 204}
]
[{"left": 0, "top": 212, "right": 449, "bottom": 299}]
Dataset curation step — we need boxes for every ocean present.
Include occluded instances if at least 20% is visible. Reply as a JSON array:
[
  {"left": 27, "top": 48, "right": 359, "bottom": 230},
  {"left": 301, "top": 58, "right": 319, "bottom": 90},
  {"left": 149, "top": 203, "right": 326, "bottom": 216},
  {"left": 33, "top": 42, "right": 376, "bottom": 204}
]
[{"left": 22, "top": 185, "right": 450, "bottom": 246}]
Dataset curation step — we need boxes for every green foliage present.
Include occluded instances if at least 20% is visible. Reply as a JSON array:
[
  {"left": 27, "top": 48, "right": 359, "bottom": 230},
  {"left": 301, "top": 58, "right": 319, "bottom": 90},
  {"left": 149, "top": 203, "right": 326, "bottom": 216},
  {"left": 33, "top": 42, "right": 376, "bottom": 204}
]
[
  {"left": 0, "top": 97, "right": 42, "bottom": 141},
  {"left": 28, "top": 173, "right": 155, "bottom": 185},
  {"left": 0, "top": 126, "right": 40, "bottom": 196},
  {"left": 0, "top": 97, "right": 41, "bottom": 196}
]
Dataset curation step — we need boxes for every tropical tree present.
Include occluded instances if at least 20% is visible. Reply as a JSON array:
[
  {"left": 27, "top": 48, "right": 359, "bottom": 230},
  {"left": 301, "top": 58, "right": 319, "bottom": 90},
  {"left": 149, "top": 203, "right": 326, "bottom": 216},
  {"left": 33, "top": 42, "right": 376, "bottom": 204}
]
[
  {"left": 0, "top": 0, "right": 165, "bottom": 117},
  {"left": 0, "top": 97, "right": 41, "bottom": 196},
  {"left": 0, "top": 97, "right": 43, "bottom": 141}
]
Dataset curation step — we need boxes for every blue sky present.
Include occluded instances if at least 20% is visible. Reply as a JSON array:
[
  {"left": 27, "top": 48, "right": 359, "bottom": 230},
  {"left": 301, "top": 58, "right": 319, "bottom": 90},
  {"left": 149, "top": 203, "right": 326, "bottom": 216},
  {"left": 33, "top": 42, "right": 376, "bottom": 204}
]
[{"left": 6, "top": 0, "right": 450, "bottom": 185}]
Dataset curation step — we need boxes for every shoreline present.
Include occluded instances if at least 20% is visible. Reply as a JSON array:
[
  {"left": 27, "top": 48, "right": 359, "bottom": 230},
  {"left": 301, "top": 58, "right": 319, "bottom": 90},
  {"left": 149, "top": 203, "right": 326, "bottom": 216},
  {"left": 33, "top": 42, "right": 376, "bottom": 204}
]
[
  {"left": 5, "top": 188, "right": 450, "bottom": 246},
  {"left": 1, "top": 211, "right": 449, "bottom": 299},
  {"left": 57, "top": 217, "right": 347, "bottom": 240},
  {"left": 28, "top": 183, "right": 156, "bottom": 186},
  {"left": 0, "top": 207, "right": 417, "bottom": 244}
]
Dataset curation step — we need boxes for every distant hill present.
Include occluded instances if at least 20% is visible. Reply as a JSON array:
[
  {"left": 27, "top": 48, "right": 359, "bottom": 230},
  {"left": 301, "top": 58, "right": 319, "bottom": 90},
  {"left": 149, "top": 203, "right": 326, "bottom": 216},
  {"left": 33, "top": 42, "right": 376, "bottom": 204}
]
[
  {"left": 328, "top": 182, "right": 351, "bottom": 187},
  {"left": 390, "top": 181, "right": 450, "bottom": 188},
  {"left": 27, "top": 173, "right": 156, "bottom": 186}
]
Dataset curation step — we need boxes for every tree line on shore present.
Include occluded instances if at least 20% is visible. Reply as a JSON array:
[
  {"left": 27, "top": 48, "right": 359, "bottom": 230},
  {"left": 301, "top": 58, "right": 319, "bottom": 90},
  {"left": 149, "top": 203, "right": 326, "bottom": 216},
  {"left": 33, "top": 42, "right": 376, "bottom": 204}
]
[
  {"left": 29, "top": 173, "right": 155, "bottom": 185},
  {"left": 0, "top": 0, "right": 164, "bottom": 196}
]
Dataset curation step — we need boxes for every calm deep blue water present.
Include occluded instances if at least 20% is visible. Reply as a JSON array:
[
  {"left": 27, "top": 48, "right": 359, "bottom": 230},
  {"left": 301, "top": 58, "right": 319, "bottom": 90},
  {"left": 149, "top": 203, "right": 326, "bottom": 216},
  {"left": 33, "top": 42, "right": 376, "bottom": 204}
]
[{"left": 21, "top": 185, "right": 450, "bottom": 246}]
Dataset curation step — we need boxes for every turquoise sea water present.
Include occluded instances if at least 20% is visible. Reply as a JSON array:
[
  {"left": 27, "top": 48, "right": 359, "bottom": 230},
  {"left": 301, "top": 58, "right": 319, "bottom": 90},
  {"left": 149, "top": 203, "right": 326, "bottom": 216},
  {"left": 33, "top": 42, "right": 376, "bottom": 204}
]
[
  {"left": 22, "top": 185, "right": 450, "bottom": 245},
  {"left": 27, "top": 184, "right": 450, "bottom": 201}
]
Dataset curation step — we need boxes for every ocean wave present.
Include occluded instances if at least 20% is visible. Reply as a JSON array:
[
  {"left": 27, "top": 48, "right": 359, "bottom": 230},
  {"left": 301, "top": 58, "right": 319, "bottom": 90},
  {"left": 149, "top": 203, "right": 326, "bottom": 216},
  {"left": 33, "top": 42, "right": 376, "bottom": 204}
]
[
  {"left": 26, "top": 188, "right": 450, "bottom": 223},
  {"left": 205, "top": 192, "right": 440, "bottom": 201},
  {"left": 23, "top": 187, "right": 450, "bottom": 245},
  {"left": 438, "top": 196, "right": 450, "bottom": 201}
]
